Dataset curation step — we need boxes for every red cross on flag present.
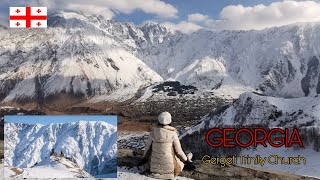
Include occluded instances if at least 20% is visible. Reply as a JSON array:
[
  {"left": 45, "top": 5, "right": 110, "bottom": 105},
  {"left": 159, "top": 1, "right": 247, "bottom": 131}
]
[{"left": 10, "top": 7, "right": 47, "bottom": 28}]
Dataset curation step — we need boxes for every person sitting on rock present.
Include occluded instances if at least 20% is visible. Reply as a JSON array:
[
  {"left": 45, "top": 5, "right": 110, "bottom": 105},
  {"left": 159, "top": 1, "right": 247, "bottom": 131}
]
[{"left": 141, "top": 111, "right": 195, "bottom": 179}]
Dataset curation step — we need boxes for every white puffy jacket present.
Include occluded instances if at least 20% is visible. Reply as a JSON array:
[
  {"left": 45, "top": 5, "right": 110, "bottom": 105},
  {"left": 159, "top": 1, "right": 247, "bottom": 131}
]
[{"left": 143, "top": 125, "right": 187, "bottom": 179}]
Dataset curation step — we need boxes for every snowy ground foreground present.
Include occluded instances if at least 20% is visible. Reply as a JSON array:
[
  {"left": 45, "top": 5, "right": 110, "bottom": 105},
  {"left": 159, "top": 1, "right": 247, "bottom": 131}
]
[
  {"left": 118, "top": 167, "right": 193, "bottom": 180},
  {"left": 4, "top": 156, "right": 92, "bottom": 178},
  {"left": 0, "top": 163, "right": 3, "bottom": 179},
  {"left": 240, "top": 145, "right": 320, "bottom": 178}
]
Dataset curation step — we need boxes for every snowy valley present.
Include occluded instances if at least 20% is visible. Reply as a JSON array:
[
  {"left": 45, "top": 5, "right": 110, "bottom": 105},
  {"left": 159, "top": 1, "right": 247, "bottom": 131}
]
[{"left": 0, "top": 12, "right": 320, "bottom": 105}]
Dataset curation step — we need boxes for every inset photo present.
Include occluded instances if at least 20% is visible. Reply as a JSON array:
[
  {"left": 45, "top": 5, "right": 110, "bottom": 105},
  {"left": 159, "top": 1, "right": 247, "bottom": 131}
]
[{"left": 3, "top": 115, "right": 117, "bottom": 179}]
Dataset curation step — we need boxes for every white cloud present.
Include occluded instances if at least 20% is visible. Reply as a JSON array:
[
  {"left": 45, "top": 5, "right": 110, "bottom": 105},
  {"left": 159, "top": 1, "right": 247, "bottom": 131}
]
[
  {"left": 215, "top": 0, "right": 320, "bottom": 30},
  {"left": 65, "top": 4, "right": 115, "bottom": 19},
  {"left": 102, "top": 0, "right": 178, "bottom": 18},
  {"left": 8, "top": 0, "right": 177, "bottom": 19},
  {"left": 162, "top": 13, "right": 210, "bottom": 34},
  {"left": 162, "top": 13, "right": 212, "bottom": 34},
  {"left": 161, "top": 21, "right": 202, "bottom": 34},
  {"left": 165, "top": 0, "right": 320, "bottom": 33},
  {"left": 188, "top": 13, "right": 210, "bottom": 22}
]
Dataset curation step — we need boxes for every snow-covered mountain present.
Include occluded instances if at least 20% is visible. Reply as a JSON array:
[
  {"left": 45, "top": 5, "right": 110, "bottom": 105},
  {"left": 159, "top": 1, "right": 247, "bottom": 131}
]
[
  {"left": 195, "top": 92, "right": 320, "bottom": 128},
  {"left": 4, "top": 121, "right": 117, "bottom": 177},
  {"left": 182, "top": 92, "right": 320, "bottom": 146},
  {"left": 0, "top": 11, "right": 320, "bottom": 105},
  {"left": 180, "top": 92, "right": 320, "bottom": 178},
  {"left": 0, "top": 11, "right": 165, "bottom": 104},
  {"left": 180, "top": 92, "right": 320, "bottom": 158},
  {"left": 140, "top": 23, "right": 320, "bottom": 98}
]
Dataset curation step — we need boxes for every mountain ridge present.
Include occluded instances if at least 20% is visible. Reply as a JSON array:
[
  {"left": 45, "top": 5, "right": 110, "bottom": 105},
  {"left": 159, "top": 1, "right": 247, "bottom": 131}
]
[
  {"left": 4, "top": 120, "right": 117, "bottom": 177},
  {"left": 0, "top": 11, "right": 320, "bottom": 106}
]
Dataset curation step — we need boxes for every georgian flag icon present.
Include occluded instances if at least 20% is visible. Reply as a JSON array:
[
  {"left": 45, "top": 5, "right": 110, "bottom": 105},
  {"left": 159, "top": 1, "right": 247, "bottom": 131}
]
[{"left": 10, "top": 7, "right": 47, "bottom": 28}]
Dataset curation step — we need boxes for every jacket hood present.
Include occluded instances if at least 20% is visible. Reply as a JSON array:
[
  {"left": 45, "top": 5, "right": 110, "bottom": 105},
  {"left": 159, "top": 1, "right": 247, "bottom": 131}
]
[
  {"left": 152, "top": 125, "right": 177, "bottom": 143},
  {"left": 158, "top": 112, "right": 172, "bottom": 125}
]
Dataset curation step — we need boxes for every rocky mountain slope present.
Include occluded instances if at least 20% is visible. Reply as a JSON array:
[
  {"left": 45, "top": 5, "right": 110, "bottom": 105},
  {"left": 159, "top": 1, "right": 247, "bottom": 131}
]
[
  {"left": 0, "top": 11, "right": 165, "bottom": 105},
  {"left": 138, "top": 23, "right": 320, "bottom": 99},
  {"left": 0, "top": 12, "right": 320, "bottom": 107},
  {"left": 188, "top": 92, "right": 320, "bottom": 128},
  {"left": 180, "top": 92, "right": 320, "bottom": 178},
  {"left": 4, "top": 121, "right": 117, "bottom": 177}
]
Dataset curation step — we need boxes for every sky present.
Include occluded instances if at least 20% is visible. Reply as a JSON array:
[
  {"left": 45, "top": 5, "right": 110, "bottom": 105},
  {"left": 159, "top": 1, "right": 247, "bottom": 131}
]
[
  {"left": 114, "top": 0, "right": 278, "bottom": 23},
  {"left": 1, "top": 0, "right": 320, "bottom": 33},
  {"left": 4, "top": 115, "right": 117, "bottom": 126}
]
